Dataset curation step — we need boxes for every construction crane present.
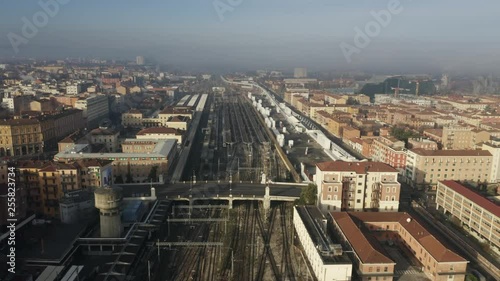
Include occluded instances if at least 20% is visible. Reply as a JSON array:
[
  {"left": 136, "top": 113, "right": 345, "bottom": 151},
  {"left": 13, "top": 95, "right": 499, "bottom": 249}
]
[
  {"left": 391, "top": 77, "right": 410, "bottom": 98},
  {"left": 410, "top": 80, "right": 420, "bottom": 96}
]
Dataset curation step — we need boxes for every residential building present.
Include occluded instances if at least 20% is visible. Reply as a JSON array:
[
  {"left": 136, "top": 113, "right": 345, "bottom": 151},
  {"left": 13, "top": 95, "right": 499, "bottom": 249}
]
[
  {"left": 315, "top": 161, "right": 401, "bottom": 213},
  {"left": 294, "top": 67, "right": 308, "bottom": 78},
  {"left": 90, "top": 127, "right": 120, "bottom": 152},
  {"left": 136, "top": 56, "right": 145, "bottom": 65},
  {"left": 66, "top": 84, "right": 81, "bottom": 95},
  {"left": 293, "top": 206, "right": 352, "bottom": 281},
  {"left": 122, "top": 109, "right": 143, "bottom": 127},
  {"left": 482, "top": 141, "right": 500, "bottom": 183},
  {"left": 17, "top": 159, "right": 112, "bottom": 218},
  {"left": 331, "top": 212, "right": 468, "bottom": 281},
  {"left": 75, "top": 94, "right": 110, "bottom": 129},
  {"left": 405, "top": 149, "right": 492, "bottom": 189},
  {"left": 0, "top": 119, "right": 43, "bottom": 156},
  {"left": 436, "top": 181, "right": 500, "bottom": 252},
  {"left": 371, "top": 136, "right": 407, "bottom": 172},
  {"left": 442, "top": 126, "right": 490, "bottom": 150},
  {"left": 408, "top": 138, "right": 438, "bottom": 150}
]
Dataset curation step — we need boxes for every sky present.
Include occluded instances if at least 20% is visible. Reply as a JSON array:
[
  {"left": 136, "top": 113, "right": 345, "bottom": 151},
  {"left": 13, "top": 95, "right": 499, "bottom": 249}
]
[{"left": 0, "top": 0, "right": 499, "bottom": 74}]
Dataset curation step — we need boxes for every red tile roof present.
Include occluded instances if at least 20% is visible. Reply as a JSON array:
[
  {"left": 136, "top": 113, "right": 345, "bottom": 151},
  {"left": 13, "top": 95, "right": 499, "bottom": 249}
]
[
  {"left": 331, "top": 212, "right": 394, "bottom": 264},
  {"left": 440, "top": 180, "right": 500, "bottom": 218},
  {"left": 316, "top": 161, "right": 397, "bottom": 173},
  {"left": 333, "top": 212, "right": 466, "bottom": 264}
]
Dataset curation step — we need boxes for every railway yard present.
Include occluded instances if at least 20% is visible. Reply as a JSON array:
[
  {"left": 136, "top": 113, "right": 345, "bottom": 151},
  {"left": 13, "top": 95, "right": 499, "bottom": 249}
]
[
  {"left": 156, "top": 201, "right": 307, "bottom": 281},
  {"left": 193, "top": 92, "right": 290, "bottom": 183},
  {"left": 159, "top": 88, "right": 316, "bottom": 280}
]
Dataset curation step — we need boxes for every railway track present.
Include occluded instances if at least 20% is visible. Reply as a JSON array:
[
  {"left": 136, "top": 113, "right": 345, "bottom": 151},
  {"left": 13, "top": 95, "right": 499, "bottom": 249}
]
[
  {"left": 280, "top": 204, "right": 296, "bottom": 281},
  {"left": 255, "top": 206, "right": 281, "bottom": 281}
]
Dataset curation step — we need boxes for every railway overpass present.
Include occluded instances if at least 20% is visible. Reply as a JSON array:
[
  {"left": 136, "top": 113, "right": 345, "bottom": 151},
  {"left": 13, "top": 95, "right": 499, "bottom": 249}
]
[{"left": 116, "top": 182, "right": 303, "bottom": 209}]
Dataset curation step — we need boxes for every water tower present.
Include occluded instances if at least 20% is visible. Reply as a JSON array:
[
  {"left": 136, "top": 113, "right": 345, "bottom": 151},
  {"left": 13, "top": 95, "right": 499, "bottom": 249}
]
[{"left": 94, "top": 186, "right": 123, "bottom": 238}]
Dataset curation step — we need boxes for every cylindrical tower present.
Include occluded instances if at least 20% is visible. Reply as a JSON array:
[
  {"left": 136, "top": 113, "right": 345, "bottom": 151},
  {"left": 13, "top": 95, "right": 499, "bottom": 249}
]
[{"left": 94, "top": 186, "right": 123, "bottom": 238}]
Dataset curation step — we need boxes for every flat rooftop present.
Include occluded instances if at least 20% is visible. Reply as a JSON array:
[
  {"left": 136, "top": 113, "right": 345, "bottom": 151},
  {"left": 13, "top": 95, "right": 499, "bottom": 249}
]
[
  {"left": 54, "top": 139, "right": 177, "bottom": 160},
  {"left": 17, "top": 222, "right": 88, "bottom": 262},
  {"left": 295, "top": 206, "right": 351, "bottom": 264}
]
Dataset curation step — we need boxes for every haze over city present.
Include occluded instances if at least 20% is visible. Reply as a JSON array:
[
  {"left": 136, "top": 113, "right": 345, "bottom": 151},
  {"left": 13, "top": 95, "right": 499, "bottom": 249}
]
[
  {"left": 2, "top": 1, "right": 500, "bottom": 281},
  {"left": 1, "top": 0, "right": 500, "bottom": 73}
]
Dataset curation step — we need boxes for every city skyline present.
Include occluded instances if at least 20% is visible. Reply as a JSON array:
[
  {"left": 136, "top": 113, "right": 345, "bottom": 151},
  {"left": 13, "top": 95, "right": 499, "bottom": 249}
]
[{"left": 1, "top": 0, "right": 500, "bottom": 74}]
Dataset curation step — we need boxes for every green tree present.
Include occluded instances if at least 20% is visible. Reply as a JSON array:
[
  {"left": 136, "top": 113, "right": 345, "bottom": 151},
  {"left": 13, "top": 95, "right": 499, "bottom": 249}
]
[
  {"left": 148, "top": 166, "right": 158, "bottom": 182},
  {"left": 295, "top": 183, "right": 317, "bottom": 205},
  {"left": 346, "top": 97, "right": 360, "bottom": 105},
  {"left": 126, "top": 172, "right": 133, "bottom": 183},
  {"left": 115, "top": 175, "right": 124, "bottom": 184},
  {"left": 390, "top": 126, "right": 421, "bottom": 142}
]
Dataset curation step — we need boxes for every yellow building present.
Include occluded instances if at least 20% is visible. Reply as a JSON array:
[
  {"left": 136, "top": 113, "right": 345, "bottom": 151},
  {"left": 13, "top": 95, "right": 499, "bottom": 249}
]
[
  {"left": 405, "top": 149, "right": 492, "bottom": 189},
  {"left": 0, "top": 119, "right": 44, "bottom": 156}
]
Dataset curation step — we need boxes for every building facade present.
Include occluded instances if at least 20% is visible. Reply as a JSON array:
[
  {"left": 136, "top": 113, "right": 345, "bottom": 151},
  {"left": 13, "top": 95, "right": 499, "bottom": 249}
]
[
  {"left": 436, "top": 181, "right": 500, "bottom": 252},
  {"left": 331, "top": 212, "right": 468, "bottom": 281},
  {"left": 75, "top": 95, "right": 109, "bottom": 129},
  {"left": 405, "top": 149, "right": 492, "bottom": 189},
  {"left": 315, "top": 161, "right": 401, "bottom": 213},
  {"left": 294, "top": 206, "right": 353, "bottom": 281}
]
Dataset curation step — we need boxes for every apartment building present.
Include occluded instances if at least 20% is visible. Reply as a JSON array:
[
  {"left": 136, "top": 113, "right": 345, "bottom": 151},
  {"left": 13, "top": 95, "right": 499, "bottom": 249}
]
[
  {"left": 66, "top": 84, "right": 81, "bottom": 95},
  {"left": 331, "top": 212, "right": 468, "bottom": 281},
  {"left": 17, "top": 159, "right": 112, "bottom": 218},
  {"left": 315, "top": 161, "right": 401, "bottom": 213},
  {"left": 436, "top": 181, "right": 500, "bottom": 252},
  {"left": 442, "top": 126, "right": 490, "bottom": 150},
  {"left": 408, "top": 138, "right": 438, "bottom": 150},
  {"left": 405, "top": 149, "right": 492, "bottom": 189},
  {"left": 0, "top": 119, "right": 44, "bottom": 156},
  {"left": 371, "top": 136, "right": 407, "bottom": 172},
  {"left": 482, "top": 141, "right": 500, "bottom": 183},
  {"left": 75, "top": 94, "right": 110, "bottom": 128},
  {"left": 90, "top": 127, "right": 120, "bottom": 152},
  {"left": 293, "top": 206, "right": 353, "bottom": 281}
]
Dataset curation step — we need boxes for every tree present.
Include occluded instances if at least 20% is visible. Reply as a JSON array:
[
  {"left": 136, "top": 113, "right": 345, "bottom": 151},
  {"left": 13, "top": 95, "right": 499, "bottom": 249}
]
[
  {"left": 115, "top": 175, "right": 124, "bottom": 184},
  {"left": 148, "top": 166, "right": 158, "bottom": 182},
  {"left": 125, "top": 172, "right": 133, "bottom": 183},
  {"left": 295, "top": 183, "right": 317, "bottom": 205},
  {"left": 346, "top": 97, "right": 360, "bottom": 105},
  {"left": 390, "top": 126, "right": 420, "bottom": 142}
]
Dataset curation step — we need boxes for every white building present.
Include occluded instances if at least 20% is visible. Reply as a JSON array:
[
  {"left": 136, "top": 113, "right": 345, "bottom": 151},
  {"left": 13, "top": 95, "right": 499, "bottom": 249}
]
[
  {"left": 75, "top": 94, "right": 109, "bottom": 128},
  {"left": 1, "top": 97, "right": 14, "bottom": 112},
  {"left": 294, "top": 67, "right": 308, "bottom": 78},
  {"left": 136, "top": 56, "right": 145, "bottom": 65},
  {"left": 315, "top": 161, "right": 401, "bottom": 213},
  {"left": 294, "top": 206, "right": 353, "bottom": 281},
  {"left": 66, "top": 84, "right": 81, "bottom": 95},
  {"left": 482, "top": 141, "right": 500, "bottom": 183}
]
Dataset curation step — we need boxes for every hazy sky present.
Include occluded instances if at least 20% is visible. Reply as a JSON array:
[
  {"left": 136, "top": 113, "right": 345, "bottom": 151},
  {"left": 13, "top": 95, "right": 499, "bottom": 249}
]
[{"left": 1, "top": 0, "right": 499, "bottom": 73}]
